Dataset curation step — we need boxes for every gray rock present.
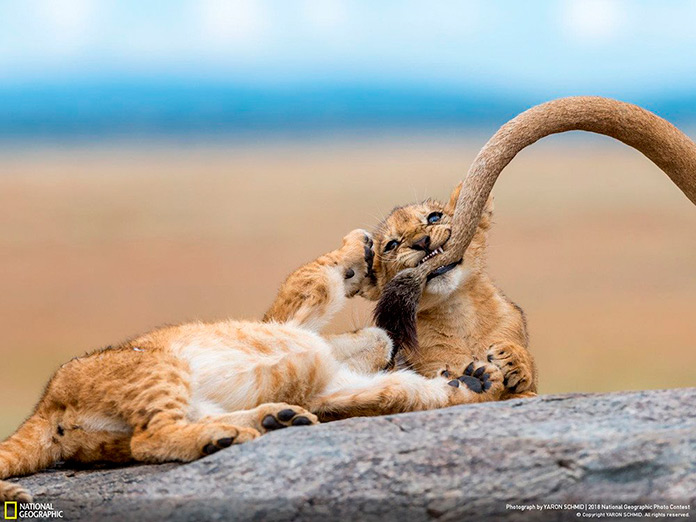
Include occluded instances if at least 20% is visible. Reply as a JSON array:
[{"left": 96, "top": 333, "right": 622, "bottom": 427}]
[{"left": 10, "top": 388, "right": 696, "bottom": 521}]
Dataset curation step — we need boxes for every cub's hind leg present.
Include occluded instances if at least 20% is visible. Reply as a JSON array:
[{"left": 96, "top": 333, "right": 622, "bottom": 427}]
[
  {"left": 312, "top": 362, "right": 505, "bottom": 422},
  {"left": 325, "top": 327, "right": 393, "bottom": 374},
  {"left": 130, "top": 419, "right": 259, "bottom": 461},
  {"left": 201, "top": 403, "right": 318, "bottom": 433},
  {"left": 0, "top": 415, "right": 58, "bottom": 502},
  {"left": 121, "top": 355, "right": 258, "bottom": 462}
]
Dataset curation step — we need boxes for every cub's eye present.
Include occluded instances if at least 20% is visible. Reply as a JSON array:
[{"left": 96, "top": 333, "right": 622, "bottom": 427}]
[
  {"left": 427, "top": 212, "right": 443, "bottom": 224},
  {"left": 383, "top": 240, "right": 399, "bottom": 253}
]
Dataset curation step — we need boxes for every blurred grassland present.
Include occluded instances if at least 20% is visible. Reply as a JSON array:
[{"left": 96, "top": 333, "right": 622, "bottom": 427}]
[{"left": 1, "top": 134, "right": 695, "bottom": 438}]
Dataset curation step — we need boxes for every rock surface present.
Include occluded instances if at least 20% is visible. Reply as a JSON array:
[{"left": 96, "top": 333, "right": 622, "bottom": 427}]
[{"left": 11, "top": 388, "right": 696, "bottom": 521}]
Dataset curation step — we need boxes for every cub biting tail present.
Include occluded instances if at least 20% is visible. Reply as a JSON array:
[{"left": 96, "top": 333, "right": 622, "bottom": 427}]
[{"left": 377, "top": 96, "right": 696, "bottom": 359}]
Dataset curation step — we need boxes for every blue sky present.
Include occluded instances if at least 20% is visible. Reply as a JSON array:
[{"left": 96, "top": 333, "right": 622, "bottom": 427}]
[
  {"left": 1, "top": 1, "right": 695, "bottom": 135},
  {"left": 2, "top": 0, "right": 696, "bottom": 92}
]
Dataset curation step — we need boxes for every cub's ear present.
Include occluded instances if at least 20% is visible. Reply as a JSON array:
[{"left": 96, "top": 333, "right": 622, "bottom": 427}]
[
  {"left": 445, "top": 182, "right": 463, "bottom": 214},
  {"left": 445, "top": 182, "right": 495, "bottom": 223}
]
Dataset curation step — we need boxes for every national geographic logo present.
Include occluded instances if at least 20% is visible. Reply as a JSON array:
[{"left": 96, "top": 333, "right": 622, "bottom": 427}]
[{"left": 3, "top": 502, "right": 64, "bottom": 520}]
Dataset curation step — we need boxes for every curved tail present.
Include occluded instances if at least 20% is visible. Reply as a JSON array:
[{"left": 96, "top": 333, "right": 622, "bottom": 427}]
[
  {"left": 0, "top": 414, "right": 59, "bottom": 502},
  {"left": 377, "top": 97, "right": 696, "bottom": 353},
  {"left": 425, "top": 96, "right": 696, "bottom": 276}
]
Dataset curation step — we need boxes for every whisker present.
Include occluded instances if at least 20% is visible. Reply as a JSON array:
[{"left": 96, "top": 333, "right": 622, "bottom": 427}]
[{"left": 368, "top": 211, "right": 387, "bottom": 226}]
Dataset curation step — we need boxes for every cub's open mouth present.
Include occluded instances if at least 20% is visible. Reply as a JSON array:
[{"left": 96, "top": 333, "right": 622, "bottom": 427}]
[
  {"left": 417, "top": 240, "right": 462, "bottom": 280},
  {"left": 426, "top": 259, "right": 463, "bottom": 281},
  {"left": 418, "top": 247, "right": 444, "bottom": 265}
]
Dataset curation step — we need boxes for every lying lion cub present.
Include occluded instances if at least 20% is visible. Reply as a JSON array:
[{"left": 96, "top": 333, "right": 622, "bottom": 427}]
[
  {"left": 0, "top": 229, "right": 503, "bottom": 503},
  {"left": 363, "top": 184, "right": 537, "bottom": 400}
]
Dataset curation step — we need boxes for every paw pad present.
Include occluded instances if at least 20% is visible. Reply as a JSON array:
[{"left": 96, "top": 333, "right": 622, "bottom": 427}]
[
  {"left": 217, "top": 437, "right": 234, "bottom": 448},
  {"left": 364, "top": 235, "right": 375, "bottom": 274},
  {"left": 277, "top": 409, "right": 297, "bottom": 422},
  {"left": 261, "top": 408, "right": 315, "bottom": 431},
  {"left": 456, "top": 362, "right": 495, "bottom": 394},
  {"left": 202, "top": 435, "right": 236, "bottom": 456},
  {"left": 261, "top": 414, "right": 285, "bottom": 430}
]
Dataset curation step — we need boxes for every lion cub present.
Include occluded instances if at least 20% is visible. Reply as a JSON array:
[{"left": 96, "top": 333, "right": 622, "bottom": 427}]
[
  {"left": 364, "top": 184, "right": 537, "bottom": 399},
  {"left": 1, "top": 229, "right": 504, "bottom": 502}
]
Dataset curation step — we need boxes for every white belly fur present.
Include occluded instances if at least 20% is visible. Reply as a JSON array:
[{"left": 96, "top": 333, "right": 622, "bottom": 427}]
[{"left": 171, "top": 320, "right": 335, "bottom": 420}]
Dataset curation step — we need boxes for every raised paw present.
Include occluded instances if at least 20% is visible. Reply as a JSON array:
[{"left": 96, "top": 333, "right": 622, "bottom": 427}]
[
  {"left": 255, "top": 403, "right": 319, "bottom": 433},
  {"left": 340, "top": 229, "right": 375, "bottom": 297},
  {"left": 486, "top": 342, "right": 536, "bottom": 395},
  {"left": 363, "top": 235, "right": 375, "bottom": 278},
  {"left": 442, "top": 361, "right": 504, "bottom": 403},
  {"left": 200, "top": 424, "right": 259, "bottom": 457}
]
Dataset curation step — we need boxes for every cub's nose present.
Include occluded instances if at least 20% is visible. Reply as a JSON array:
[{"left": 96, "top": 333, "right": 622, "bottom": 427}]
[{"left": 411, "top": 235, "right": 431, "bottom": 251}]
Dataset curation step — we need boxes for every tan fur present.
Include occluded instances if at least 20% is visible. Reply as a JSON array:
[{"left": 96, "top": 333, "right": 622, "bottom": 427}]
[
  {"left": 1, "top": 229, "right": 503, "bottom": 502},
  {"left": 366, "top": 96, "right": 696, "bottom": 401},
  {"left": 367, "top": 188, "right": 537, "bottom": 398}
]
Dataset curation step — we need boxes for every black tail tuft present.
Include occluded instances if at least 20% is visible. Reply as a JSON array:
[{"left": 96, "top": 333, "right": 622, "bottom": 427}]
[{"left": 374, "top": 269, "right": 425, "bottom": 368}]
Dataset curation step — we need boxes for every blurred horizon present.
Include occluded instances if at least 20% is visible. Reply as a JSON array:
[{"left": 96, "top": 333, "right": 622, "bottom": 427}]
[
  {"left": 2, "top": 0, "right": 696, "bottom": 140},
  {"left": 3, "top": 81, "right": 696, "bottom": 141}
]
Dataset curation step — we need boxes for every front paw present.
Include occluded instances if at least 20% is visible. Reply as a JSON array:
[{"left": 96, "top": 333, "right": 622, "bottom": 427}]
[
  {"left": 486, "top": 343, "right": 536, "bottom": 394},
  {"left": 441, "top": 360, "right": 504, "bottom": 401},
  {"left": 340, "top": 229, "right": 374, "bottom": 296}
]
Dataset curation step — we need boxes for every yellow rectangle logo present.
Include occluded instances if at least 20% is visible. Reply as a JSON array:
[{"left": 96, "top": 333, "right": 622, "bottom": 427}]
[{"left": 4, "top": 501, "right": 18, "bottom": 520}]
